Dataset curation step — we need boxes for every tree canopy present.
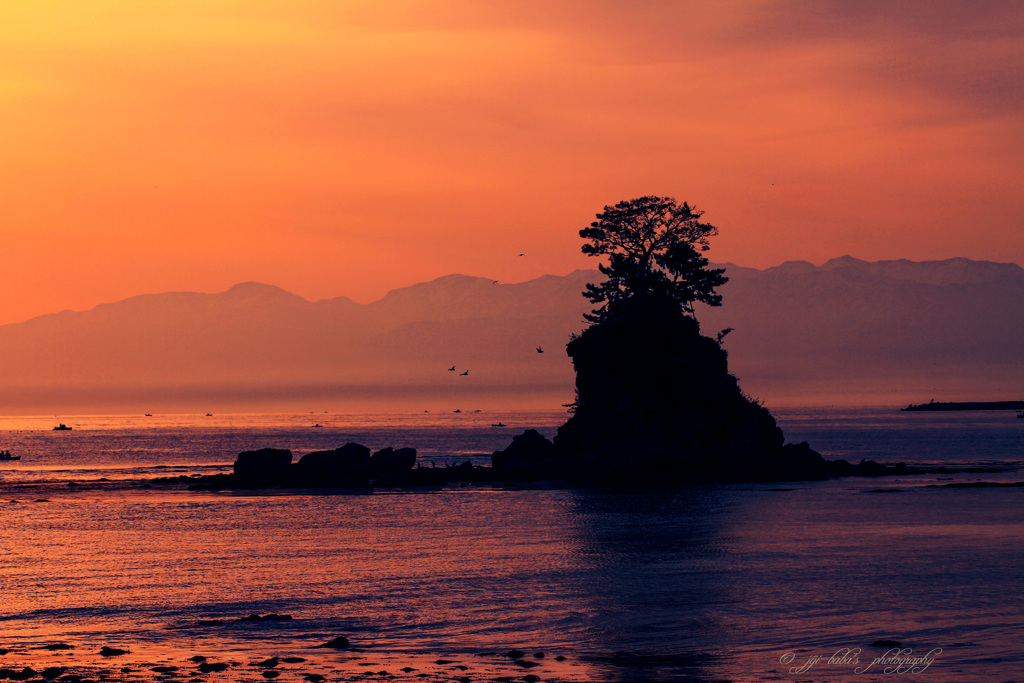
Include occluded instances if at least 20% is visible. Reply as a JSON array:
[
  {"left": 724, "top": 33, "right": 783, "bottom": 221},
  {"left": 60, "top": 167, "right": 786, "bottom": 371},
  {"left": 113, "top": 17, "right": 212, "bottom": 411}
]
[{"left": 580, "top": 196, "right": 728, "bottom": 323}]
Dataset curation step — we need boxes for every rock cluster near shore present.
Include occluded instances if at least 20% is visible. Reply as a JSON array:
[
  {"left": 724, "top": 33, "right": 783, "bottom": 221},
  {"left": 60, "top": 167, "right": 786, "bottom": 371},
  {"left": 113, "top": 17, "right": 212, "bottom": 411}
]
[
  {"left": 155, "top": 453, "right": 1009, "bottom": 493},
  {"left": 0, "top": 624, "right": 580, "bottom": 683},
  {"left": 161, "top": 439, "right": 998, "bottom": 493},
  {"left": 232, "top": 444, "right": 428, "bottom": 488}
]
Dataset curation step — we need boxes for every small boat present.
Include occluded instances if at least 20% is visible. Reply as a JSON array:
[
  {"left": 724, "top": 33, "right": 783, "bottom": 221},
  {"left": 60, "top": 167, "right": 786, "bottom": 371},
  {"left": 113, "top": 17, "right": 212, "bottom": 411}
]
[
  {"left": 491, "top": 422, "right": 507, "bottom": 427},
  {"left": 312, "top": 423, "right": 323, "bottom": 428},
  {"left": 0, "top": 451, "right": 20, "bottom": 461},
  {"left": 205, "top": 413, "right": 213, "bottom": 417},
  {"left": 144, "top": 413, "right": 152, "bottom": 417},
  {"left": 53, "top": 423, "right": 72, "bottom": 431}
]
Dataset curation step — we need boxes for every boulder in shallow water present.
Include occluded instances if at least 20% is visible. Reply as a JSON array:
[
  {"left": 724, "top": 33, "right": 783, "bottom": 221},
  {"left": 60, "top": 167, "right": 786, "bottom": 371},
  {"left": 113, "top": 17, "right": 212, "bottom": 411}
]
[
  {"left": 234, "top": 448, "right": 293, "bottom": 487},
  {"left": 855, "top": 459, "right": 894, "bottom": 476},
  {"left": 745, "top": 441, "right": 830, "bottom": 481},
  {"left": 318, "top": 636, "right": 350, "bottom": 649},
  {"left": 296, "top": 443, "right": 371, "bottom": 486},
  {"left": 369, "top": 447, "right": 417, "bottom": 478},
  {"left": 491, "top": 430, "right": 564, "bottom": 480},
  {"left": 871, "top": 639, "right": 902, "bottom": 647}
]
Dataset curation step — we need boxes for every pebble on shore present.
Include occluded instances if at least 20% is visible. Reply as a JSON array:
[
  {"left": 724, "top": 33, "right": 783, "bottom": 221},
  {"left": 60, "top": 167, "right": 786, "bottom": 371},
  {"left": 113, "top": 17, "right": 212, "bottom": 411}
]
[{"left": 0, "top": 640, "right": 583, "bottom": 682}]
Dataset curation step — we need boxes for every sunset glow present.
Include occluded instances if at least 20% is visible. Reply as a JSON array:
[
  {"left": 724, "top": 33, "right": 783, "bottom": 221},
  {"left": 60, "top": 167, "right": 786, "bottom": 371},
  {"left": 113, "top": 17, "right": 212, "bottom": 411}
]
[
  {"left": 2, "top": 1, "right": 1022, "bottom": 325},
  {"left": 3, "top": 6, "right": 1024, "bottom": 680}
]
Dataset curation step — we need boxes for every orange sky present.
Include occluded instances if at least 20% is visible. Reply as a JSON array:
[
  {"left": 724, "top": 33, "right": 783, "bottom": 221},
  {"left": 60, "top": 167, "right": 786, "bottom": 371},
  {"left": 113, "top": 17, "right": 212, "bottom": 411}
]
[{"left": 2, "top": 0, "right": 1022, "bottom": 326}]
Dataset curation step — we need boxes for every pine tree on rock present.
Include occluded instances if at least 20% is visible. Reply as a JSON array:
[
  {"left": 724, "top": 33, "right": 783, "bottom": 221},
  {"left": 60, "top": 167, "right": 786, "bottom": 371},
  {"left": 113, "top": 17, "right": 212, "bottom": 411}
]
[
  {"left": 579, "top": 196, "right": 728, "bottom": 323},
  {"left": 553, "top": 196, "right": 824, "bottom": 482}
]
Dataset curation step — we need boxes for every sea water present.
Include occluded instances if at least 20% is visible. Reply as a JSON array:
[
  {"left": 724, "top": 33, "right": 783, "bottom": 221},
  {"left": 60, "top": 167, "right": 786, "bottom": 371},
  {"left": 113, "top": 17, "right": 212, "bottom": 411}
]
[{"left": 0, "top": 408, "right": 1022, "bottom": 681}]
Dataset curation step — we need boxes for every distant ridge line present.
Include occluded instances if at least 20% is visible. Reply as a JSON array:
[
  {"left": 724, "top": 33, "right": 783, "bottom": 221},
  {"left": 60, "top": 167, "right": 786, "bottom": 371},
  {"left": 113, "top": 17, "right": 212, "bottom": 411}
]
[{"left": 901, "top": 401, "right": 1024, "bottom": 412}]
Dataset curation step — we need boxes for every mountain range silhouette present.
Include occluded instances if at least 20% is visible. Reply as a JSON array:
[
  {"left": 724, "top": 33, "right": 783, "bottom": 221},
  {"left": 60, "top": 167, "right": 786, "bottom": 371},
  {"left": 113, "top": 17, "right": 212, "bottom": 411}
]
[{"left": 1, "top": 257, "right": 1020, "bottom": 412}]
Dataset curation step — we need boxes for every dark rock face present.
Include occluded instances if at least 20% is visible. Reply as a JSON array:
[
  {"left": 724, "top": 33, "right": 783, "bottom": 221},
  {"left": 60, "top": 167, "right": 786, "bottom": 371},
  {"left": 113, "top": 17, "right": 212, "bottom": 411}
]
[
  {"left": 234, "top": 448, "right": 293, "bottom": 487},
  {"left": 491, "top": 430, "right": 564, "bottom": 480},
  {"left": 369, "top": 447, "right": 417, "bottom": 479},
  {"left": 749, "top": 441, "right": 830, "bottom": 481},
  {"left": 319, "top": 636, "right": 350, "bottom": 649},
  {"left": 228, "top": 443, "right": 419, "bottom": 488},
  {"left": 871, "top": 639, "right": 902, "bottom": 647},
  {"left": 552, "top": 300, "right": 825, "bottom": 482},
  {"left": 295, "top": 443, "right": 371, "bottom": 486}
]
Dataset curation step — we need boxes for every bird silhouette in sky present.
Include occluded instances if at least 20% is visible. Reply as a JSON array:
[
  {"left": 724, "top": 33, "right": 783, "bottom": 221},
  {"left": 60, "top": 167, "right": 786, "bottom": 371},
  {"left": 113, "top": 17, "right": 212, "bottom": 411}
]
[
  {"left": 447, "top": 366, "right": 456, "bottom": 371},
  {"left": 536, "top": 346, "right": 543, "bottom": 353},
  {"left": 460, "top": 370, "right": 469, "bottom": 376},
  {"left": 518, "top": 253, "right": 524, "bottom": 257}
]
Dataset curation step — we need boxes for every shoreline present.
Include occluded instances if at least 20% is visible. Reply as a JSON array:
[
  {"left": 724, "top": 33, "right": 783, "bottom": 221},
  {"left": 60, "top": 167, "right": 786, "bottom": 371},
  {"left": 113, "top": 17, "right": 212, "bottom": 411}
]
[
  {"left": 0, "top": 631, "right": 619, "bottom": 683},
  {"left": 3, "top": 458, "right": 1024, "bottom": 501}
]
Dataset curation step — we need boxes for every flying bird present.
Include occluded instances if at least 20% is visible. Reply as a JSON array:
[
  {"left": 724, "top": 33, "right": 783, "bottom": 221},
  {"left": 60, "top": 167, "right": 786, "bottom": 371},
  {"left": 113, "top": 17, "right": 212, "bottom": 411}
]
[
  {"left": 536, "top": 346, "right": 544, "bottom": 353},
  {"left": 460, "top": 370, "right": 469, "bottom": 376},
  {"left": 447, "top": 366, "right": 456, "bottom": 371}
]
